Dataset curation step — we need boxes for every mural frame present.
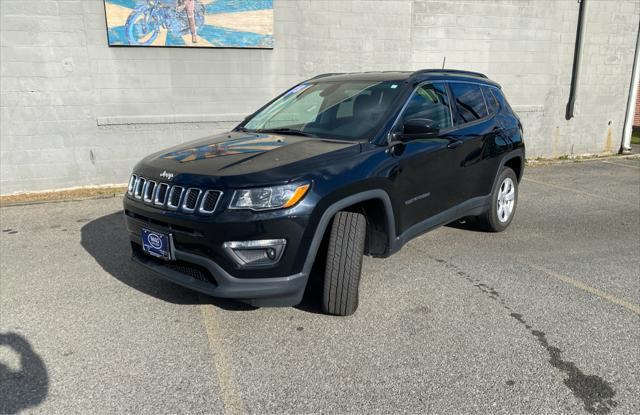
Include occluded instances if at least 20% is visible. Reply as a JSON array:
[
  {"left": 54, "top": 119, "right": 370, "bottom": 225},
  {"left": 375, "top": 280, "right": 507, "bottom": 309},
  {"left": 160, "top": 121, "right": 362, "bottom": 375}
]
[{"left": 103, "top": 0, "right": 274, "bottom": 49}]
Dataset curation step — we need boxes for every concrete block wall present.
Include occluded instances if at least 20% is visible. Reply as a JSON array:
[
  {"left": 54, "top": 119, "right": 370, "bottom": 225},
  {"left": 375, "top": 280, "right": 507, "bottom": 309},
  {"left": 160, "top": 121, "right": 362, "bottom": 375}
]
[{"left": 0, "top": 0, "right": 638, "bottom": 194}]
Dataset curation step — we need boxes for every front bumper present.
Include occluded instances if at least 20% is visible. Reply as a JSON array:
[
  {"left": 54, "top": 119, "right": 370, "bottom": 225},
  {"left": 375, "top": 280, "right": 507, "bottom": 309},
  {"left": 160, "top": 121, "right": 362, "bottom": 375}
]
[
  {"left": 130, "top": 240, "right": 308, "bottom": 306},
  {"left": 124, "top": 195, "right": 314, "bottom": 306}
]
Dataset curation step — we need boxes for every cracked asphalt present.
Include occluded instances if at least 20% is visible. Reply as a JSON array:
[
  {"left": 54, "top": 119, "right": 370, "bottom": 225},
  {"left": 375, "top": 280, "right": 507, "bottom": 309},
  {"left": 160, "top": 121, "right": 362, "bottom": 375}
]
[{"left": 1, "top": 158, "right": 639, "bottom": 414}]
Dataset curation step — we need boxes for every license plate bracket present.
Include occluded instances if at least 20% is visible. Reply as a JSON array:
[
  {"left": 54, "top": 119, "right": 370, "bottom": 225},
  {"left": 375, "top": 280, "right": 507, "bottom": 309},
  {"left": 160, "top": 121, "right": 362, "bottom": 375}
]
[{"left": 141, "top": 228, "right": 174, "bottom": 260}]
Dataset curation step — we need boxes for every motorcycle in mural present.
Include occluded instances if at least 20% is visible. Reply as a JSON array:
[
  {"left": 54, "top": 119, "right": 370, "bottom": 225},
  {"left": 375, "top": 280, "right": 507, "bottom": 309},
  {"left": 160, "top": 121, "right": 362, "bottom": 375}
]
[{"left": 125, "top": 0, "right": 205, "bottom": 45}]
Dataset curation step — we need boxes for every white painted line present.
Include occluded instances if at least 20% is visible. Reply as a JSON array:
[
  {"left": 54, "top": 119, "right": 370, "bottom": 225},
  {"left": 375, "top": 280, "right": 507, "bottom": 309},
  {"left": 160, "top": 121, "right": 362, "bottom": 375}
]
[
  {"left": 523, "top": 178, "right": 637, "bottom": 208},
  {"left": 521, "top": 262, "right": 640, "bottom": 315}
]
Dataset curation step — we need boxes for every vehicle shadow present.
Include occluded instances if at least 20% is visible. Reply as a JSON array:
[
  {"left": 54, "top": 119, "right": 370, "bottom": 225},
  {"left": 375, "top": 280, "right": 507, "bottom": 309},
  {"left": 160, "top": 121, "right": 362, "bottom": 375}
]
[
  {"left": 80, "top": 211, "right": 255, "bottom": 311},
  {"left": 0, "top": 332, "right": 48, "bottom": 414},
  {"left": 445, "top": 217, "right": 488, "bottom": 233}
]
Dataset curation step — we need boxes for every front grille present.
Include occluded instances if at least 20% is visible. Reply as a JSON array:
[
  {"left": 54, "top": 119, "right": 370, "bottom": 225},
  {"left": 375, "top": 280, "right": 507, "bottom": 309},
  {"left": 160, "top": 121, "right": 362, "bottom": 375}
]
[{"left": 127, "top": 174, "right": 223, "bottom": 215}]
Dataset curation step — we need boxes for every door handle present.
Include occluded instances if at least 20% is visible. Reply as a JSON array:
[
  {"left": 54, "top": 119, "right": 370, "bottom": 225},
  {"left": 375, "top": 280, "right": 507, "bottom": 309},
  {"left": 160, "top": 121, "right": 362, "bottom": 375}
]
[{"left": 447, "top": 140, "right": 463, "bottom": 149}]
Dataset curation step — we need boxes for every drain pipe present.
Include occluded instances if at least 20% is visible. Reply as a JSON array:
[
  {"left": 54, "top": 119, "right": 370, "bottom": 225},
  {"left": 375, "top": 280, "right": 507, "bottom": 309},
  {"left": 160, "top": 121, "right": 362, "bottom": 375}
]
[
  {"left": 620, "top": 25, "right": 640, "bottom": 154},
  {"left": 565, "top": 0, "right": 588, "bottom": 120}
]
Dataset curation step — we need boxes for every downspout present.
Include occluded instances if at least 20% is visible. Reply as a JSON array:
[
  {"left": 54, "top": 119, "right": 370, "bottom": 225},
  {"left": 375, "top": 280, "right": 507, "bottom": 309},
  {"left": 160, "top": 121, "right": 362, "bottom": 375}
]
[
  {"left": 620, "top": 24, "right": 640, "bottom": 154},
  {"left": 565, "top": 0, "right": 588, "bottom": 120}
]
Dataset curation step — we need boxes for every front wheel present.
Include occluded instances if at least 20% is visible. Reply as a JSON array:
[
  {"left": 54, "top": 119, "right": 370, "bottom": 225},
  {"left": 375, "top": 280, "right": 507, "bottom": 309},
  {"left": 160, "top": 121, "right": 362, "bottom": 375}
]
[
  {"left": 322, "top": 211, "right": 367, "bottom": 316},
  {"left": 125, "top": 10, "right": 160, "bottom": 45},
  {"left": 477, "top": 167, "right": 518, "bottom": 232}
]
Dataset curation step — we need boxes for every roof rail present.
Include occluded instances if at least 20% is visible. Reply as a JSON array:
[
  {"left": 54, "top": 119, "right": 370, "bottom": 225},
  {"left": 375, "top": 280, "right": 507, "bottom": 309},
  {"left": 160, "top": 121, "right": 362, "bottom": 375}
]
[
  {"left": 410, "top": 69, "right": 488, "bottom": 79},
  {"left": 308, "top": 73, "right": 345, "bottom": 80}
]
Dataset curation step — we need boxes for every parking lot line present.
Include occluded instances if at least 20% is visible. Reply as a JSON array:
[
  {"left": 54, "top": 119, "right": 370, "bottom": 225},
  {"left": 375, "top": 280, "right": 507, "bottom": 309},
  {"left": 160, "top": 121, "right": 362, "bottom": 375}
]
[
  {"left": 199, "top": 299, "right": 246, "bottom": 415},
  {"left": 521, "top": 261, "right": 640, "bottom": 315},
  {"left": 523, "top": 177, "right": 637, "bottom": 208}
]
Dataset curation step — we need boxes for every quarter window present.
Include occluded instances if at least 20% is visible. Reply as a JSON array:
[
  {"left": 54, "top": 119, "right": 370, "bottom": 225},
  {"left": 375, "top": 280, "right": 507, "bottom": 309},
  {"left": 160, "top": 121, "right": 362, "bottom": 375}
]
[
  {"left": 482, "top": 86, "right": 499, "bottom": 114},
  {"left": 450, "top": 83, "right": 488, "bottom": 124},
  {"left": 400, "top": 82, "right": 452, "bottom": 130}
]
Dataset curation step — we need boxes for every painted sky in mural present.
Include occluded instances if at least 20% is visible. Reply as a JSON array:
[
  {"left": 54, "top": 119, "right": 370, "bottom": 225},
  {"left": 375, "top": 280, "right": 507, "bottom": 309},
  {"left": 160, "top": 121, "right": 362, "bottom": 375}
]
[{"left": 104, "top": 0, "right": 274, "bottom": 48}]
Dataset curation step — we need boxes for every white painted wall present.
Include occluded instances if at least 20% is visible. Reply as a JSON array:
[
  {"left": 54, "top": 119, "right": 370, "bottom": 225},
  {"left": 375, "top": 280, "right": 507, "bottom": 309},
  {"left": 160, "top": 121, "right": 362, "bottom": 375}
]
[{"left": 1, "top": 0, "right": 638, "bottom": 194}]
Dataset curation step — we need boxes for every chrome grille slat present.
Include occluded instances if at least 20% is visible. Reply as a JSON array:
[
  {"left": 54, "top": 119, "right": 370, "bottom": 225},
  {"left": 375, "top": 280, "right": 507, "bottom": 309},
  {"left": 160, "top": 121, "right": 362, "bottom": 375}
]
[
  {"left": 134, "top": 177, "right": 145, "bottom": 199},
  {"left": 127, "top": 174, "right": 221, "bottom": 214},
  {"left": 143, "top": 180, "right": 156, "bottom": 203},
  {"left": 127, "top": 175, "right": 137, "bottom": 195},
  {"left": 199, "top": 190, "right": 223, "bottom": 214},
  {"left": 167, "top": 186, "right": 184, "bottom": 210},
  {"left": 182, "top": 188, "right": 202, "bottom": 213},
  {"left": 154, "top": 183, "right": 169, "bottom": 206}
]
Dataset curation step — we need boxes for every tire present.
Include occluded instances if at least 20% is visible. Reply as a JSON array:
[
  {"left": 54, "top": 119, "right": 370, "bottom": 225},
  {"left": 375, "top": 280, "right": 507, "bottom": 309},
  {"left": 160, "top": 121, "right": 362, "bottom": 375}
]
[
  {"left": 478, "top": 167, "right": 518, "bottom": 232},
  {"left": 322, "top": 211, "right": 367, "bottom": 316},
  {"left": 125, "top": 10, "right": 159, "bottom": 46}
]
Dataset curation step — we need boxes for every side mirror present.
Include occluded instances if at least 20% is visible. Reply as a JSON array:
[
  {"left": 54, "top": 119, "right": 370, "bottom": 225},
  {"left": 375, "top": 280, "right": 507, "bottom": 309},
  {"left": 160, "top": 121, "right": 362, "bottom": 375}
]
[{"left": 401, "top": 118, "right": 439, "bottom": 140}]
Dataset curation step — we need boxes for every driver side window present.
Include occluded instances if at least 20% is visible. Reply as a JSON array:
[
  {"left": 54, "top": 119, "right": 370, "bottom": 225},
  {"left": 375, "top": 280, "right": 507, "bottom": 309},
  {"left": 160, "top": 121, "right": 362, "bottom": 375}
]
[{"left": 400, "top": 82, "right": 452, "bottom": 131}]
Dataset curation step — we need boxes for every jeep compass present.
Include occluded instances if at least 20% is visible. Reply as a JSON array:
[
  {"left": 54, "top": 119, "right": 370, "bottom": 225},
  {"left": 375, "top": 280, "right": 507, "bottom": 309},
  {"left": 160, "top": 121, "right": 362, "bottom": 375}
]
[{"left": 124, "top": 69, "right": 524, "bottom": 316}]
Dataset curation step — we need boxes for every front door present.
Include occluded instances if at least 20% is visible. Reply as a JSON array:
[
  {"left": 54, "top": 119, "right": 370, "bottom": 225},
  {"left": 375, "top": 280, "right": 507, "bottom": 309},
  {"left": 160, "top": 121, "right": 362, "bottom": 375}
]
[{"left": 389, "top": 82, "right": 464, "bottom": 234}]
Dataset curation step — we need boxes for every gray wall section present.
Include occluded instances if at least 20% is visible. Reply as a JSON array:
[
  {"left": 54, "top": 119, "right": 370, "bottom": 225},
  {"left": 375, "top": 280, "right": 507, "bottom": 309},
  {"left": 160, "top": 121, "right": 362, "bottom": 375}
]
[{"left": 0, "top": 0, "right": 638, "bottom": 194}]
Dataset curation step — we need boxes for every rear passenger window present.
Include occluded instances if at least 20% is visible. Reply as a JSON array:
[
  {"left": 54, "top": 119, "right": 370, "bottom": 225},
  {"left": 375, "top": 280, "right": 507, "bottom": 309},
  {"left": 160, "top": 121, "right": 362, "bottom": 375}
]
[
  {"left": 482, "top": 86, "right": 498, "bottom": 114},
  {"left": 450, "top": 83, "right": 488, "bottom": 124}
]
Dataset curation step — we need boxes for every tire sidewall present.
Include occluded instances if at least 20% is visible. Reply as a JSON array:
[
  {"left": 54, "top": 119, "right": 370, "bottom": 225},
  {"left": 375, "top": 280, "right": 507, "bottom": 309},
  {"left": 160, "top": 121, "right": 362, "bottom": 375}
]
[{"left": 489, "top": 167, "right": 518, "bottom": 231}]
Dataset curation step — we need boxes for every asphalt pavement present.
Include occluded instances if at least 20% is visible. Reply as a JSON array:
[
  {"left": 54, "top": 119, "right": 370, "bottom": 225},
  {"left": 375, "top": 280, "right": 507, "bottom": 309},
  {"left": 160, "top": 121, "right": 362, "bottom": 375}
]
[{"left": 1, "top": 157, "right": 639, "bottom": 414}]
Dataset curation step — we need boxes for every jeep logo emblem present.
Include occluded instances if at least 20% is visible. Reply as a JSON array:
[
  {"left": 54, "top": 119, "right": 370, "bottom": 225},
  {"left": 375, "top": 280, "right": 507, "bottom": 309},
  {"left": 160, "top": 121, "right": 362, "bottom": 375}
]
[{"left": 159, "top": 170, "right": 174, "bottom": 180}]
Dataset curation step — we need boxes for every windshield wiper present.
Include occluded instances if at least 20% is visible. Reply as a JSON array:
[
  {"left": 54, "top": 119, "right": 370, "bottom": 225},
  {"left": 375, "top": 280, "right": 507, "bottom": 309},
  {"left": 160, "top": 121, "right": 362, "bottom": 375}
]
[
  {"left": 235, "top": 126, "right": 254, "bottom": 132},
  {"left": 256, "top": 128, "right": 318, "bottom": 137}
]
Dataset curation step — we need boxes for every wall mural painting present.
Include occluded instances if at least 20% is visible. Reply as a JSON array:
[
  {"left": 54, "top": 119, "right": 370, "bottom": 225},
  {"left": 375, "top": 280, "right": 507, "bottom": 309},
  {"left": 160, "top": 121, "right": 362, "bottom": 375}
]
[{"left": 104, "top": 0, "right": 274, "bottom": 48}]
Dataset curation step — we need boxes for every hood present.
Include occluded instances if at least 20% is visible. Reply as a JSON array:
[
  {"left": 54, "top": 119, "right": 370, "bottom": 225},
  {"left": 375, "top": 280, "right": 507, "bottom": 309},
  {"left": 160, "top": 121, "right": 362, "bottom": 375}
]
[{"left": 135, "top": 131, "right": 361, "bottom": 185}]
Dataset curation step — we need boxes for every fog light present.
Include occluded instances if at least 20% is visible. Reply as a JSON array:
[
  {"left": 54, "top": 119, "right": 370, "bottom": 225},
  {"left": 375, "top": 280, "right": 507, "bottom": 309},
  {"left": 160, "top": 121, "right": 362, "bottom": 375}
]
[{"left": 222, "top": 239, "right": 286, "bottom": 267}]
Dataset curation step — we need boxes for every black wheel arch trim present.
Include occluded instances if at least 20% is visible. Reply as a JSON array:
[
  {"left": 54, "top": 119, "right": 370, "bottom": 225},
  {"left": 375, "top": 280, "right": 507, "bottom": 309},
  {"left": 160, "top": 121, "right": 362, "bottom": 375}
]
[
  {"left": 301, "top": 189, "right": 396, "bottom": 275},
  {"left": 499, "top": 148, "right": 525, "bottom": 182},
  {"left": 486, "top": 148, "right": 524, "bottom": 209}
]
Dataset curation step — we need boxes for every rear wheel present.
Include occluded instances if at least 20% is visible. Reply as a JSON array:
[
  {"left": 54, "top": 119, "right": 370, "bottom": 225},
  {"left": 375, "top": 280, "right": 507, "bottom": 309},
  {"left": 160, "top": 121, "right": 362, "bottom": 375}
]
[
  {"left": 478, "top": 167, "right": 518, "bottom": 232},
  {"left": 322, "top": 211, "right": 367, "bottom": 316}
]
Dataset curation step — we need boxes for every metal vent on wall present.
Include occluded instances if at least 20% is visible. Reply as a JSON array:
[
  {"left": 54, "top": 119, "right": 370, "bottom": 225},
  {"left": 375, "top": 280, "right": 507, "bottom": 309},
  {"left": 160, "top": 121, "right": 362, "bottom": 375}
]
[{"left": 127, "top": 175, "right": 222, "bottom": 215}]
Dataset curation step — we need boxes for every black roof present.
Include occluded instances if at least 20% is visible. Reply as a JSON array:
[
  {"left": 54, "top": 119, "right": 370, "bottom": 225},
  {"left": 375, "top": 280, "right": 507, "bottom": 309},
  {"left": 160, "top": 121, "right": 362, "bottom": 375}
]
[{"left": 308, "top": 69, "right": 498, "bottom": 87}]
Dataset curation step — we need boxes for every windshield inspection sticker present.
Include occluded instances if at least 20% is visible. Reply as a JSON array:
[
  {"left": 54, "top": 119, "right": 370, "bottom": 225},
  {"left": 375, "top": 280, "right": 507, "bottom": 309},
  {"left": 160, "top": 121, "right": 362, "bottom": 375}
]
[{"left": 390, "top": 84, "right": 398, "bottom": 89}]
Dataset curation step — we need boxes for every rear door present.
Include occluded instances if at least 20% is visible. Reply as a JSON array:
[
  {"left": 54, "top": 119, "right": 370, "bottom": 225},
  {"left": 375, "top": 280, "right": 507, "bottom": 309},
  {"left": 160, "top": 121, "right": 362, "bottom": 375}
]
[{"left": 446, "top": 82, "right": 500, "bottom": 200}]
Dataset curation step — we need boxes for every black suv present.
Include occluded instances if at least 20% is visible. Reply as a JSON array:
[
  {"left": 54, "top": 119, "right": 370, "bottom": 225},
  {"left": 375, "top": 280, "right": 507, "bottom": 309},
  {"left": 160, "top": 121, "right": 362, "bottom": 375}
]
[{"left": 124, "top": 69, "right": 524, "bottom": 316}]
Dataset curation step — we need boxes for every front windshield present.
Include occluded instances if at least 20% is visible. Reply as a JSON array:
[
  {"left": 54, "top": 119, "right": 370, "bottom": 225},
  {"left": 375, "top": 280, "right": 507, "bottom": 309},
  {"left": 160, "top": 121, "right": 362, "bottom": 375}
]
[{"left": 242, "top": 80, "right": 404, "bottom": 140}]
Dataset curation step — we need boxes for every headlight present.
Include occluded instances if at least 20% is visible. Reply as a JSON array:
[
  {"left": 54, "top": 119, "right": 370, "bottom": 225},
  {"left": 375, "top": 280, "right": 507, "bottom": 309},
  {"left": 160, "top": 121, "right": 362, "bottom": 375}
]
[{"left": 230, "top": 183, "right": 310, "bottom": 211}]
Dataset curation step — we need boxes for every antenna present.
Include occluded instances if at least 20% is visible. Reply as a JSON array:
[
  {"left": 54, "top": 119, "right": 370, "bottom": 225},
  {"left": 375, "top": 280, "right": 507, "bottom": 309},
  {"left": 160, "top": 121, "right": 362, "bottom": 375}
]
[{"left": 442, "top": 56, "right": 446, "bottom": 69}]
